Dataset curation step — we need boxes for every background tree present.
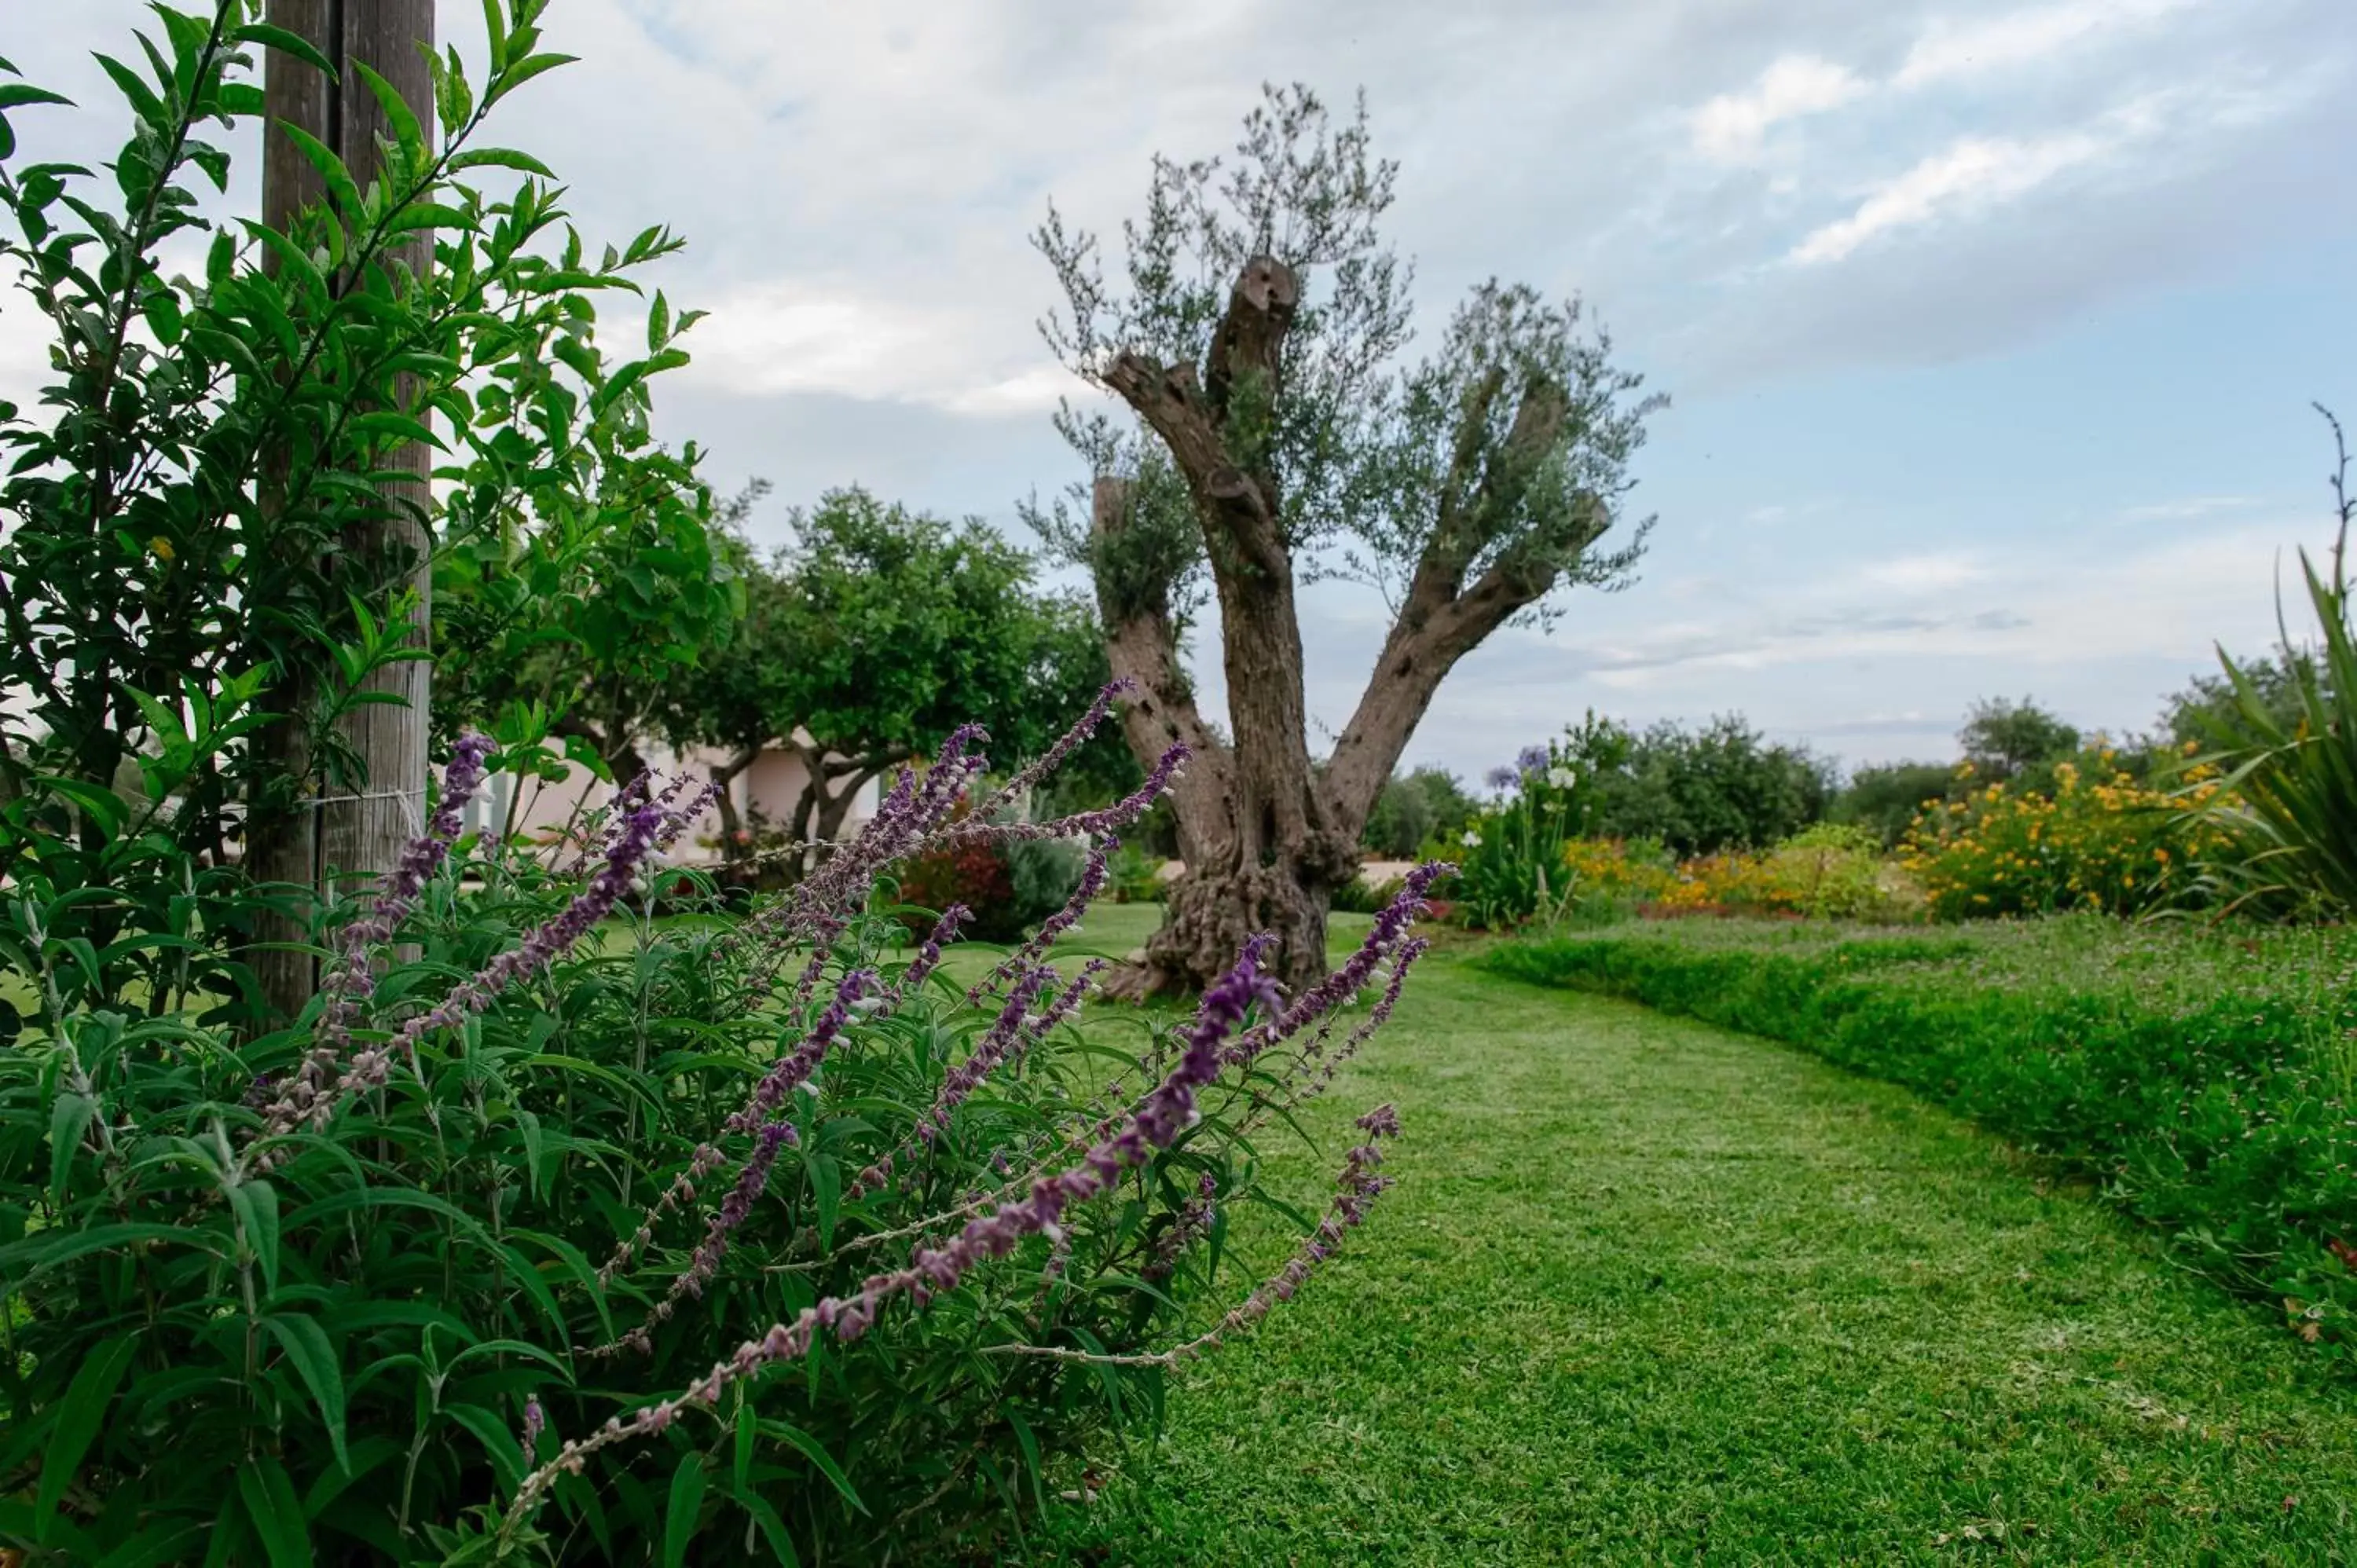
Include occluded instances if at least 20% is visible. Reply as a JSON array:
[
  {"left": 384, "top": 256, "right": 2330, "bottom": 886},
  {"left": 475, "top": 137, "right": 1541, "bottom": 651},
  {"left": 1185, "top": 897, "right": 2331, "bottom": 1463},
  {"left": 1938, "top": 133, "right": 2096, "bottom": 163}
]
[
  {"left": 431, "top": 454, "right": 746, "bottom": 794},
  {"left": 663, "top": 487, "right": 1120, "bottom": 870},
  {"left": 1560, "top": 713, "right": 1831, "bottom": 857},
  {"left": 1360, "top": 765, "right": 1481, "bottom": 859},
  {"left": 1959, "top": 696, "right": 2081, "bottom": 787},
  {"left": 1032, "top": 84, "right": 1661, "bottom": 994},
  {"left": 1831, "top": 760, "right": 1959, "bottom": 848}
]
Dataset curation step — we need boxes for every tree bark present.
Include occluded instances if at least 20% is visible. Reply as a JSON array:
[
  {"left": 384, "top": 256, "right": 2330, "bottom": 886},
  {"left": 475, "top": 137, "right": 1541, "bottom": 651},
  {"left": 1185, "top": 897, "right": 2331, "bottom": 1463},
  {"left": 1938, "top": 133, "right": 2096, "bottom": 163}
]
[
  {"left": 708, "top": 745, "right": 761, "bottom": 850},
  {"left": 246, "top": 0, "right": 436, "bottom": 1021}
]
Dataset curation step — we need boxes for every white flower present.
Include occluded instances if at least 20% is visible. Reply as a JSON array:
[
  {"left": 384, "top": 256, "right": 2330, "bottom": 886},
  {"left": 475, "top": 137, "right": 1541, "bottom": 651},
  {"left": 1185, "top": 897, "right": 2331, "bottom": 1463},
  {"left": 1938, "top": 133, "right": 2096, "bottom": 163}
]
[
  {"left": 1461, "top": 829, "right": 1483, "bottom": 848},
  {"left": 1547, "top": 766, "right": 1577, "bottom": 789}
]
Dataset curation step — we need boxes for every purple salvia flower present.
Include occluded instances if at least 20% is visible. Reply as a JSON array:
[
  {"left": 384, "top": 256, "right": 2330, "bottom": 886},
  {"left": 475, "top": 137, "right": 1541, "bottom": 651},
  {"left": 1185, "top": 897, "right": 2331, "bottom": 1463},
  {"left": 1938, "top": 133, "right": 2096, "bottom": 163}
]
[
  {"left": 971, "top": 677, "right": 1135, "bottom": 820},
  {"left": 1143, "top": 1169, "right": 1219, "bottom": 1283},
  {"left": 1151, "top": 1105, "right": 1401, "bottom": 1365},
  {"left": 849, "top": 962, "right": 1069, "bottom": 1201},
  {"left": 596, "top": 968, "right": 878, "bottom": 1352},
  {"left": 943, "top": 745, "right": 1186, "bottom": 848},
  {"left": 508, "top": 938, "right": 1289, "bottom": 1521},
  {"left": 676, "top": 1117, "right": 797, "bottom": 1302},
  {"left": 893, "top": 903, "right": 968, "bottom": 1001},
  {"left": 281, "top": 786, "right": 673, "bottom": 1153},
  {"left": 596, "top": 1140, "right": 729, "bottom": 1285},
  {"left": 727, "top": 968, "right": 876, "bottom": 1135},
  {"left": 522, "top": 1394, "right": 547, "bottom": 1457},
  {"left": 964, "top": 838, "right": 1116, "bottom": 1009},
  {"left": 250, "top": 735, "right": 493, "bottom": 1149},
  {"left": 1221, "top": 863, "right": 1446, "bottom": 1068}
]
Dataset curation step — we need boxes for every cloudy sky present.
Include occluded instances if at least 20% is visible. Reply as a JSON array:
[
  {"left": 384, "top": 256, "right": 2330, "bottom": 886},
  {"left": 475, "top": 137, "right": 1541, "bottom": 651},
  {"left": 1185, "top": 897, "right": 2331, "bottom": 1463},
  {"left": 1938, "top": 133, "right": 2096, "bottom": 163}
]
[{"left": 10, "top": 0, "right": 2356, "bottom": 777}]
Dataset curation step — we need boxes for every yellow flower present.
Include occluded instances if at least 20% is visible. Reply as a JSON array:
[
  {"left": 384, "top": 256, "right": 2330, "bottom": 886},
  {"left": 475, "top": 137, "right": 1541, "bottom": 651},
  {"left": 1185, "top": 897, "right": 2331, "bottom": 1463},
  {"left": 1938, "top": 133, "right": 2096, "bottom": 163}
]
[{"left": 149, "top": 536, "right": 174, "bottom": 561}]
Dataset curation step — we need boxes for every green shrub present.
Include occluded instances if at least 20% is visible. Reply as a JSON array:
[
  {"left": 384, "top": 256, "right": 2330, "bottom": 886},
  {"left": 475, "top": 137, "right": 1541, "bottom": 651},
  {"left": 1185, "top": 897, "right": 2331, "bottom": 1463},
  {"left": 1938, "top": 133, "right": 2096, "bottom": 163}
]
[
  {"left": 1106, "top": 841, "right": 1166, "bottom": 904},
  {"left": 1485, "top": 919, "right": 2357, "bottom": 1359},
  {"left": 1652, "top": 823, "right": 1917, "bottom": 921},
  {"left": 2, "top": 729, "right": 1431, "bottom": 1561},
  {"left": 1360, "top": 767, "right": 1480, "bottom": 859},
  {"left": 1900, "top": 760, "right": 2230, "bottom": 920},
  {"left": 1329, "top": 873, "right": 1407, "bottom": 916}
]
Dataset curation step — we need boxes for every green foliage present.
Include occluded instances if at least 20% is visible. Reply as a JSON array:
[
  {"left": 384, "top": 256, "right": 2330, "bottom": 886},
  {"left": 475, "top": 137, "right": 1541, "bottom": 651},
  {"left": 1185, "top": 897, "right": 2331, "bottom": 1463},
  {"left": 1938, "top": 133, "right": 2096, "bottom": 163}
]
[
  {"left": 1, "top": 782, "right": 1391, "bottom": 1560},
  {"left": 1958, "top": 696, "right": 2081, "bottom": 789},
  {"left": 2190, "top": 412, "right": 2357, "bottom": 918},
  {"left": 1105, "top": 842, "right": 1166, "bottom": 905},
  {"left": 1901, "top": 759, "right": 2226, "bottom": 921},
  {"left": 0, "top": 0, "right": 712, "bottom": 1021},
  {"left": 1452, "top": 760, "right": 1582, "bottom": 932},
  {"left": 670, "top": 488, "right": 1124, "bottom": 855},
  {"left": 1829, "top": 760, "right": 1958, "bottom": 848},
  {"left": 1359, "top": 767, "right": 1479, "bottom": 859},
  {"left": 1552, "top": 713, "right": 1831, "bottom": 857},
  {"left": 1487, "top": 917, "right": 2357, "bottom": 1360}
]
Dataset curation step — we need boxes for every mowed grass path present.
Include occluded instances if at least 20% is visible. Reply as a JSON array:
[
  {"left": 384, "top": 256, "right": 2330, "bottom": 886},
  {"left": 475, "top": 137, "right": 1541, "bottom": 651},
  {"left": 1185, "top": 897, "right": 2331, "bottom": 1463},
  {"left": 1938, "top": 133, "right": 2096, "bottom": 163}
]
[{"left": 1036, "top": 910, "right": 2357, "bottom": 1565}]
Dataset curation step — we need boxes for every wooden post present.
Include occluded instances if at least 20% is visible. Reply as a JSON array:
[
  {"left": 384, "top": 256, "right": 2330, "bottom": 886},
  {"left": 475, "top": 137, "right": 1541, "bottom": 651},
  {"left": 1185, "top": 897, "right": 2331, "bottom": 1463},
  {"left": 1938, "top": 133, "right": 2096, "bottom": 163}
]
[{"left": 249, "top": 0, "right": 436, "bottom": 1020}]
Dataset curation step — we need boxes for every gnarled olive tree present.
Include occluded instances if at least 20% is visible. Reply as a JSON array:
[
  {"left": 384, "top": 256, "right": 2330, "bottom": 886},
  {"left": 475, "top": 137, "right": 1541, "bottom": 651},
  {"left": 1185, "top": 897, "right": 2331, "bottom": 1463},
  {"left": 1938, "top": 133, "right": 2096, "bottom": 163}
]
[{"left": 1032, "top": 84, "right": 1662, "bottom": 995}]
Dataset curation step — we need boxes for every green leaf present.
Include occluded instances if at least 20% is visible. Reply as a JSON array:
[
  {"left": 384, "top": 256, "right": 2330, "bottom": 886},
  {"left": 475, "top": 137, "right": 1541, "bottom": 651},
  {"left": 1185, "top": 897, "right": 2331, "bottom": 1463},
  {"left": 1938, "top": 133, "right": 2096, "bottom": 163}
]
[
  {"left": 662, "top": 1453, "right": 707, "bottom": 1568},
  {"left": 443, "top": 1401, "right": 527, "bottom": 1494},
  {"left": 263, "top": 1314, "right": 348, "bottom": 1470},
  {"left": 728, "top": 1482, "right": 801, "bottom": 1567},
  {"left": 487, "top": 52, "right": 578, "bottom": 104},
  {"left": 447, "top": 146, "right": 555, "bottom": 178},
  {"left": 344, "top": 408, "right": 445, "bottom": 453},
  {"left": 34, "top": 1335, "right": 136, "bottom": 1539},
  {"left": 488, "top": 1236, "right": 570, "bottom": 1346},
  {"left": 47, "top": 1091, "right": 95, "bottom": 1208},
  {"left": 1008, "top": 1408, "right": 1047, "bottom": 1514},
  {"left": 350, "top": 60, "right": 424, "bottom": 159},
  {"left": 236, "top": 1454, "right": 314, "bottom": 1568},
  {"left": 733, "top": 1397, "right": 756, "bottom": 1493},
  {"left": 505, "top": 1226, "right": 614, "bottom": 1339},
  {"left": 228, "top": 1176, "right": 281, "bottom": 1295},
  {"left": 481, "top": 0, "right": 511, "bottom": 73},
  {"left": 33, "top": 775, "right": 128, "bottom": 840},
  {"left": 758, "top": 1421, "right": 865, "bottom": 1515},
  {"left": 0, "top": 82, "right": 73, "bottom": 112},
  {"left": 0, "top": 1220, "right": 229, "bottom": 1288},
  {"left": 809, "top": 1152, "right": 840, "bottom": 1252},
  {"left": 235, "top": 23, "right": 339, "bottom": 80},
  {"left": 273, "top": 122, "right": 364, "bottom": 222},
  {"left": 515, "top": 1106, "right": 546, "bottom": 1200}
]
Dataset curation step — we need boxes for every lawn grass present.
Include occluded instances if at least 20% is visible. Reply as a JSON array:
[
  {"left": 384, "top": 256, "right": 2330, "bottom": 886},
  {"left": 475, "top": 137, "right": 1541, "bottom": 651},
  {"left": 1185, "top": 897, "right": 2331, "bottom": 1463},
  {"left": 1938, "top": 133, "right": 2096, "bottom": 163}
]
[{"left": 1035, "top": 905, "right": 2357, "bottom": 1565}]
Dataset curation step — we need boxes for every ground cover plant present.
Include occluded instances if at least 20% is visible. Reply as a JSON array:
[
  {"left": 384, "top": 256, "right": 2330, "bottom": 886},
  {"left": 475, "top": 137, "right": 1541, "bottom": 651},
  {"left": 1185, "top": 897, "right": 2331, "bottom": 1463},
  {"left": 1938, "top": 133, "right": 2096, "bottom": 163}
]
[
  {"left": 1483, "top": 915, "right": 2357, "bottom": 1361},
  {"left": 1040, "top": 905, "right": 2357, "bottom": 1565}
]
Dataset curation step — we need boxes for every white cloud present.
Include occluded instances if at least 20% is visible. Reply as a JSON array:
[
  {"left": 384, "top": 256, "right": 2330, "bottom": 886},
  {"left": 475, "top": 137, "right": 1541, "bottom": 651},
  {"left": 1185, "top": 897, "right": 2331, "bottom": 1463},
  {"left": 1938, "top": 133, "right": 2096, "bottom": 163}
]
[
  {"left": 683, "top": 281, "right": 1072, "bottom": 414},
  {"left": 1894, "top": 0, "right": 2205, "bottom": 89},
  {"left": 1857, "top": 552, "right": 1990, "bottom": 593},
  {"left": 1690, "top": 54, "right": 1868, "bottom": 163},
  {"left": 1788, "top": 121, "right": 2129, "bottom": 265}
]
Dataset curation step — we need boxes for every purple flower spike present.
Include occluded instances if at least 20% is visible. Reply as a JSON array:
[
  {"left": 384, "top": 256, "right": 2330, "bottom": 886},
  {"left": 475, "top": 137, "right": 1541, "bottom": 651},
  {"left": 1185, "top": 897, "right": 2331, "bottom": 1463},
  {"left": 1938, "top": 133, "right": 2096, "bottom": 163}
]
[
  {"left": 511, "top": 938, "right": 1292, "bottom": 1517},
  {"left": 947, "top": 744, "right": 1187, "bottom": 849},
  {"left": 251, "top": 734, "right": 494, "bottom": 1149},
  {"left": 973, "top": 677, "right": 1136, "bottom": 819}
]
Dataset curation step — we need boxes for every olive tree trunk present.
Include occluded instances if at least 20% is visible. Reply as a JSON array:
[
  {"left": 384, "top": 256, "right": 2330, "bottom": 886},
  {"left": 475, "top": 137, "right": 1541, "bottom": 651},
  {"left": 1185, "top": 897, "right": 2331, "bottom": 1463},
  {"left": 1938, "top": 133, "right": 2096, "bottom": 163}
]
[{"left": 1092, "top": 258, "right": 1590, "bottom": 998}]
